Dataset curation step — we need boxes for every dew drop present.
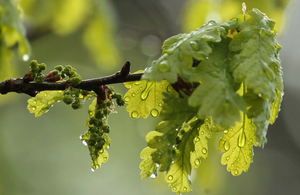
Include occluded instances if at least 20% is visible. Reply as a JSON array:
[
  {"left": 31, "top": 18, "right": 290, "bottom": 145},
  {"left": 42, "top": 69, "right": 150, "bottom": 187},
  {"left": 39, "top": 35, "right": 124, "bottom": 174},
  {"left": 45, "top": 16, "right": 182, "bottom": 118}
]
[
  {"left": 194, "top": 159, "right": 200, "bottom": 166},
  {"left": 226, "top": 156, "right": 230, "bottom": 160},
  {"left": 167, "top": 84, "right": 173, "bottom": 92},
  {"left": 172, "top": 187, "right": 177, "bottom": 191},
  {"left": 238, "top": 132, "right": 246, "bottom": 148},
  {"left": 99, "top": 149, "right": 104, "bottom": 154},
  {"left": 234, "top": 169, "right": 239, "bottom": 176},
  {"left": 82, "top": 140, "right": 87, "bottom": 146},
  {"left": 168, "top": 175, "right": 173, "bottom": 181},
  {"left": 158, "top": 60, "right": 170, "bottom": 72},
  {"left": 224, "top": 130, "right": 228, "bottom": 134},
  {"left": 131, "top": 111, "right": 139, "bottom": 118},
  {"left": 103, "top": 157, "right": 108, "bottom": 161},
  {"left": 132, "top": 93, "right": 136, "bottom": 97},
  {"left": 134, "top": 81, "right": 141, "bottom": 86},
  {"left": 224, "top": 141, "right": 230, "bottom": 151},
  {"left": 158, "top": 102, "right": 163, "bottom": 107},
  {"left": 150, "top": 171, "right": 157, "bottom": 179},
  {"left": 202, "top": 148, "right": 207, "bottom": 154},
  {"left": 237, "top": 72, "right": 245, "bottom": 79},
  {"left": 31, "top": 106, "right": 36, "bottom": 111},
  {"left": 91, "top": 168, "right": 95, "bottom": 172},
  {"left": 266, "top": 29, "right": 273, "bottom": 36},
  {"left": 150, "top": 109, "right": 159, "bottom": 117},
  {"left": 190, "top": 40, "right": 200, "bottom": 51},
  {"left": 201, "top": 131, "right": 204, "bottom": 135},
  {"left": 141, "top": 83, "right": 152, "bottom": 100},
  {"left": 194, "top": 137, "right": 200, "bottom": 142},
  {"left": 124, "top": 96, "right": 131, "bottom": 102}
]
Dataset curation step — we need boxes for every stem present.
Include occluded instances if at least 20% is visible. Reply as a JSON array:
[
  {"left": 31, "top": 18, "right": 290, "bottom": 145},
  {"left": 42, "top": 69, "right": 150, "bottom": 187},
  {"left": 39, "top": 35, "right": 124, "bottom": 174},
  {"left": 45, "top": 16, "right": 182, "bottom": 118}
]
[{"left": 0, "top": 61, "right": 144, "bottom": 97}]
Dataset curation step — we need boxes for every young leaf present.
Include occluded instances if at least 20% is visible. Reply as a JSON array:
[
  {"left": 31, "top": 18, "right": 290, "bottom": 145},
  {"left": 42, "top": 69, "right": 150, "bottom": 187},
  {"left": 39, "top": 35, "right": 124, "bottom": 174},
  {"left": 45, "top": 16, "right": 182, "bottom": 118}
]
[
  {"left": 165, "top": 119, "right": 204, "bottom": 194},
  {"left": 229, "top": 8, "right": 283, "bottom": 102},
  {"left": 124, "top": 73, "right": 177, "bottom": 119},
  {"left": 218, "top": 111, "right": 259, "bottom": 176},
  {"left": 27, "top": 91, "right": 64, "bottom": 117},
  {"left": 188, "top": 39, "right": 246, "bottom": 127},
  {"left": 142, "top": 19, "right": 238, "bottom": 83}
]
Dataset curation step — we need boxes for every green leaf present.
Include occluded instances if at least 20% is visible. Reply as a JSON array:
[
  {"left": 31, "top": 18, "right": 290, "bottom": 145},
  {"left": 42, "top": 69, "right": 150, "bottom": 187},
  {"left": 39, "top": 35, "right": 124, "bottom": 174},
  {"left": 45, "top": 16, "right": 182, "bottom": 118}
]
[
  {"left": 124, "top": 74, "right": 177, "bottom": 119},
  {"left": 165, "top": 119, "right": 204, "bottom": 194},
  {"left": 142, "top": 19, "right": 238, "bottom": 83},
  {"left": 188, "top": 39, "right": 246, "bottom": 127},
  {"left": 140, "top": 131, "right": 162, "bottom": 179},
  {"left": 218, "top": 111, "right": 259, "bottom": 176},
  {"left": 269, "top": 89, "right": 283, "bottom": 124},
  {"left": 229, "top": 8, "right": 283, "bottom": 102},
  {"left": 27, "top": 91, "right": 64, "bottom": 117}
]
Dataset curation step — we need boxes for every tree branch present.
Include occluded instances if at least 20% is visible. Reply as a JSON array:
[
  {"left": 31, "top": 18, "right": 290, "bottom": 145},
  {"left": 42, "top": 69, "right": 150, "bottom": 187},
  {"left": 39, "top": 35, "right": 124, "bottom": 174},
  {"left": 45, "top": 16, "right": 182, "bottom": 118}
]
[{"left": 0, "top": 61, "right": 144, "bottom": 97}]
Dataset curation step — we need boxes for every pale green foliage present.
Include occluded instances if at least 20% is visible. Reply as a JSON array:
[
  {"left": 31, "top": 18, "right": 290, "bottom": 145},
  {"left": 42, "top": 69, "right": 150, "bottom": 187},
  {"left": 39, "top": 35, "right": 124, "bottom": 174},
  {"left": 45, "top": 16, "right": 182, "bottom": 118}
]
[
  {"left": 124, "top": 73, "right": 178, "bottom": 119},
  {"left": 28, "top": 91, "right": 64, "bottom": 117},
  {"left": 143, "top": 19, "right": 238, "bottom": 83},
  {"left": 138, "top": 8, "right": 284, "bottom": 193}
]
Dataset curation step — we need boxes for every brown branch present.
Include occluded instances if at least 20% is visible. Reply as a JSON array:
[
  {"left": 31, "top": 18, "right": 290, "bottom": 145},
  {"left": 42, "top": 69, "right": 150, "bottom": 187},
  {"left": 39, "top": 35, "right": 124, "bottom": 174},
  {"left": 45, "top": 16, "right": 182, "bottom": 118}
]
[{"left": 0, "top": 61, "right": 143, "bottom": 97}]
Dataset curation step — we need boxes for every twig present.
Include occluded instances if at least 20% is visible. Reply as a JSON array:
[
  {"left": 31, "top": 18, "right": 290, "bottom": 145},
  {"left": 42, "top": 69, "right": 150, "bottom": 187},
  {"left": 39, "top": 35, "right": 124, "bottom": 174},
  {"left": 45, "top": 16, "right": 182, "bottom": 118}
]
[{"left": 0, "top": 61, "right": 143, "bottom": 97}]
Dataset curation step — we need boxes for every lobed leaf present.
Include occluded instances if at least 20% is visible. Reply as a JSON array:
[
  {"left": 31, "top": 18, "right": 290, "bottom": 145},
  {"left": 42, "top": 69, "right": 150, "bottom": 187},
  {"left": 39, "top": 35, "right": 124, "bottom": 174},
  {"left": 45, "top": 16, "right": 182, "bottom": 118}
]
[
  {"left": 27, "top": 91, "right": 64, "bottom": 117},
  {"left": 188, "top": 39, "right": 246, "bottom": 127},
  {"left": 142, "top": 19, "right": 238, "bottom": 83},
  {"left": 165, "top": 119, "right": 204, "bottom": 194},
  {"left": 218, "top": 112, "right": 258, "bottom": 176},
  {"left": 124, "top": 73, "right": 177, "bottom": 119},
  {"left": 229, "top": 8, "right": 283, "bottom": 102}
]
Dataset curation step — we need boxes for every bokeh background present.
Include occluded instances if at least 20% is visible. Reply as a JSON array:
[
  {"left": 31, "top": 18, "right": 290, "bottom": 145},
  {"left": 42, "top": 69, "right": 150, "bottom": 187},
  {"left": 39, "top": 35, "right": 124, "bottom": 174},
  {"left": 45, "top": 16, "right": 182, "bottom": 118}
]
[{"left": 1, "top": 0, "right": 300, "bottom": 194}]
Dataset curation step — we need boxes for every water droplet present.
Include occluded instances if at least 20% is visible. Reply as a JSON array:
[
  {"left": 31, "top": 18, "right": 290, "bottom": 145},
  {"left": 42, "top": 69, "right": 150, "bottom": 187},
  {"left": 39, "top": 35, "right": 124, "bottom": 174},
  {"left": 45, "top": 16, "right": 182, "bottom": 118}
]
[
  {"left": 158, "top": 102, "right": 163, "bottom": 107},
  {"left": 91, "top": 168, "right": 95, "bottom": 172},
  {"left": 266, "top": 29, "right": 273, "bottom": 36},
  {"left": 134, "top": 81, "right": 141, "bottom": 86},
  {"left": 205, "top": 56, "right": 209, "bottom": 60},
  {"left": 234, "top": 169, "right": 239, "bottom": 175},
  {"left": 190, "top": 40, "right": 200, "bottom": 51},
  {"left": 202, "top": 148, "right": 207, "bottom": 154},
  {"left": 99, "top": 149, "right": 104, "bottom": 154},
  {"left": 201, "top": 131, "right": 204, "bottom": 135},
  {"left": 150, "top": 171, "right": 157, "bottom": 178},
  {"left": 251, "top": 26, "right": 258, "bottom": 30},
  {"left": 158, "top": 60, "right": 170, "bottom": 72},
  {"left": 131, "top": 111, "right": 139, "bottom": 118},
  {"left": 260, "top": 28, "right": 266, "bottom": 37},
  {"left": 183, "top": 187, "right": 187, "bottom": 191},
  {"left": 224, "top": 130, "right": 228, "bottom": 134},
  {"left": 226, "top": 156, "right": 230, "bottom": 160},
  {"left": 124, "top": 96, "right": 131, "bottom": 102},
  {"left": 209, "top": 71, "right": 219, "bottom": 78},
  {"left": 224, "top": 141, "right": 230, "bottom": 151},
  {"left": 141, "top": 83, "right": 152, "bottom": 100},
  {"left": 132, "top": 93, "right": 136, "bottom": 97},
  {"left": 238, "top": 132, "right": 246, "bottom": 148},
  {"left": 150, "top": 109, "right": 159, "bottom": 117},
  {"left": 194, "top": 159, "right": 200, "bottom": 166},
  {"left": 264, "top": 67, "right": 275, "bottom": 81},
  {"left": 207, "top": 133, "right": 211, "bottom": 138},
  {"left": 159, "top": 85, "right": 163, "bottom": 88},
  {"left": 136, "top": 90, "right": 140, "bottom": 94},
  {"left": 172, "top": 187, "right": 177, "bottom": 191},
  {"left": 22, "top": 54, "right": 29, "bottom": 61},
  {"left": 103, "top": 157, "right": 108, "bottom": 161},
  {"left": 31, "top": 106, "right": 36, "bottom": 111},
  {"left": 194, "top": 137, "right": 200, "bottom": 142},
  {"left": 82, "top": 140, "right": 87, "bottom": 146},
  {"left": 167, "top": 84, "right": 173, "bottom": 92},
  {"left": 237, "top": 72, "right": 245, "bottom": 79},
  {"left": 168, "top": 175, "right": 173, "bottom": 181}
]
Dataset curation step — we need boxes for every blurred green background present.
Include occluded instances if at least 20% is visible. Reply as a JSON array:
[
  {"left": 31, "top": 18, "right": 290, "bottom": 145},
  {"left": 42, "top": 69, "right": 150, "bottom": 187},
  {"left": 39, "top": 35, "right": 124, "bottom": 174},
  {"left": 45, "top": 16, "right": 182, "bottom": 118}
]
[{"left": 1, "top": 0, "right": 300, "bottom": 194}]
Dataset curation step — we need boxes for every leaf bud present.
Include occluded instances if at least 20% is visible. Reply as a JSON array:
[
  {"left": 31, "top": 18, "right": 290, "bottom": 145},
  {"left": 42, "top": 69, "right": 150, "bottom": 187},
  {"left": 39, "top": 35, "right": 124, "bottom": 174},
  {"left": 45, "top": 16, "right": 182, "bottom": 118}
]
[{"left": 63, "top": 95, "right": 73, "bottom": 104}]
